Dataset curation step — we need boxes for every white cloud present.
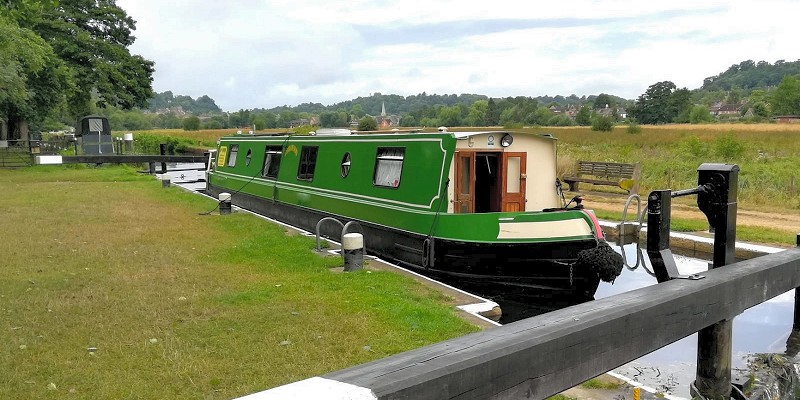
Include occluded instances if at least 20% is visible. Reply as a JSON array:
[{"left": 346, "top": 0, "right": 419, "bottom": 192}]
[{"left": 117, "top": 0, "right": 800, "bottom": 110}]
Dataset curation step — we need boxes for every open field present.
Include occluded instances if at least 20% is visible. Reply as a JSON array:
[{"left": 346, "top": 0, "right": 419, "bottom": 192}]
[
  {"left": 517, "top": 125, "right": 800, "bottom": 213},
  {"left": 0, "top": 166, "right": 477, "bottom": 399}
]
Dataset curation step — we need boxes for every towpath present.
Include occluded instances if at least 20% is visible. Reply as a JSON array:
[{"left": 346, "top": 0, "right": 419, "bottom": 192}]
[{"left": 585, "top": 192, "right": 800, "bottom": 246}]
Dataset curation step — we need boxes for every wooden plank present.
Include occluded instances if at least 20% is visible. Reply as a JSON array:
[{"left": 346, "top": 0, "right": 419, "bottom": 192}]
[
  {"left": 563, "top": 177, "right": 617, "bottom": 186},
  {"left": 324, "top": 248, "right": 800, "bottom": 400}
]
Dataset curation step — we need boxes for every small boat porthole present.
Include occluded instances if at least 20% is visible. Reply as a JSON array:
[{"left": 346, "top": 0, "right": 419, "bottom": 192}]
[
  {"left": 245, "top": 149, "right": 252, "bottom": 166},
  {"left": 341, "top": 152, "right": 351, "bottom": 178}
]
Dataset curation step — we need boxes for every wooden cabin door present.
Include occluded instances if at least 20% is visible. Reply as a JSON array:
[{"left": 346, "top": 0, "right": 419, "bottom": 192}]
[
  {"left": 454, "top": 151, "right": 475, "bottom": 213},
  {"left": 501, "top": 152, "right": 526, "bottom": 212}
]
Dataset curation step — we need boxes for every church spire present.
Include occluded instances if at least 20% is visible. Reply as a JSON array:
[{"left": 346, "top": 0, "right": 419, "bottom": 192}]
[{"left": 381, "top": 101, "right": 386, "bottom": 117}]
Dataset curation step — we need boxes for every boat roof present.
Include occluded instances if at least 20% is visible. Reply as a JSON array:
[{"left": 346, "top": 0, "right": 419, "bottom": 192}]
[
  {"left": 452, "top": 131, "right": 557, "bottom": 141},
  {"left": 220, "top": 130, "right": 557, "bottom": 141}
]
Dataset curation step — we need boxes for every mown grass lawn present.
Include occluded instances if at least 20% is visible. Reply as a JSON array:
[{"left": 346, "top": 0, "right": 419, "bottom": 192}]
[{"left": 0, "top": 165, "right": 478, "bottom": 399}]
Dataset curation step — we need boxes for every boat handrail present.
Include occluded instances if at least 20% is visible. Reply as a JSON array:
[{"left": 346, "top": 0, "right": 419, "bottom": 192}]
[
  {"left": 315, "top": 217, "right": 367, "bottom": 259},
  {"left": 316, "top": 217, "right": 344, "bottom": 252}
]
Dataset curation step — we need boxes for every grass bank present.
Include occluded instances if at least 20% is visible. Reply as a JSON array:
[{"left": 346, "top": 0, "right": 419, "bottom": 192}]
[{"left": 0, "top": 166, "right": 478, "bottom": 399}]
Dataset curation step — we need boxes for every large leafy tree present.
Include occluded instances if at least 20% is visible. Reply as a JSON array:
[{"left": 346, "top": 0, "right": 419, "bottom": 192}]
[
  {"left": 574, "top": 106, "right": 591, "bottom": 126},
  {"left": 0, "top": 15, "right": 72, "bottom": 131},
  {"left": 630, "top": 81, "right": 678, "bottom": 124},
  {"left": 28, "top": 0, "right": 154, "bottom": 116},
  {"left": 771, "top": 76, "right": 800, "bottom": 116},
  {"left": 668, "top": 87, "right": 693, "bottom": 123}
]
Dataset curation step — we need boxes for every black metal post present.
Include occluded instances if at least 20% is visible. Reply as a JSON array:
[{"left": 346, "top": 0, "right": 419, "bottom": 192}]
[
  {"left": 693, "top": 163, "right": 739, "bottom": 400},
  {"left": 159, "top": 143, "right": 167, "bottom": 174},
  {"left": 646, "top": 189, "right": 680, "bottom": 283},
  {"left": 794, "top": 234, "right": 800, "bottom": 330}
]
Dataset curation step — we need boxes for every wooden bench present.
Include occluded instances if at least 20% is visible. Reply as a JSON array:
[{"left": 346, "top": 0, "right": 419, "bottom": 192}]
[{"left": 562, "top": 161, "right": 641, "bottom": 194}]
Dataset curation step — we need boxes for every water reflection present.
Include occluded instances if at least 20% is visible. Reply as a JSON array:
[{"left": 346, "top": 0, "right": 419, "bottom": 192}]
[{"left": 449, "top": 239, "right": 796, "bottom": 398}]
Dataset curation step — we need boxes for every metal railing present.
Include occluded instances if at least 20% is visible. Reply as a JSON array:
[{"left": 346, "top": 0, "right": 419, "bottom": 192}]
[{"left": 0, "top": 139, "right": 34, "bottom": 167}]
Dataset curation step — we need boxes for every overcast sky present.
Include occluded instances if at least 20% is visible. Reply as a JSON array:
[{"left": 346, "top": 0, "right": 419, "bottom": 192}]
[{"left": 116, "top": 0, "right": 800, "bottom": 112}]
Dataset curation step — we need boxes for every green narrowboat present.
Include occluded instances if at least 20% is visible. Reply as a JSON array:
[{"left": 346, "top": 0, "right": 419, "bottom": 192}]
[{"left": 206, "top": 130, "right": 614, "bottom": 296}]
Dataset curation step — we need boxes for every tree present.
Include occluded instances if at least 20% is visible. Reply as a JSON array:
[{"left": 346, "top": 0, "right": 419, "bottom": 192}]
[
  {"left": 591, "top": 115, "right": 614, "bottom": 131},
  {"left": 771, "top": 75, "right": 800, "bottom": 116},
  {"left": 466, "top": 100, "right": 488, "bottom": 126},
  {"left": 746, "top": 89, "right": 771, "bottom": 118},
  {"left": 319, "top": 111, "right": 339, "bottom": 128},
  {"left": 630, "top": 81, "right": 677, "bottom": 124},
  {"left": 689, "top": 106, "right": 713, "bottom": 124},
  {"left": 357, "top": 116, "right": 377, "bottom": 131},
  {"left": 0, "top": 15, "right": 72, "bottom": 134},
  {"left": 182, "top": 116, "right": 200, "bottom": 131},
  {"left": 252, "top": 115, "right": 267, "bottom": 130},
  {"left": 549, "top": 114, "right": 575, "bottom": 126},
  {"left": 350, "top": 104, "right": 365, "bottom": 118},
  {"left": 669, "top": 88, "right": 693, "bottom": 123},
  {"left": 575, "top": 106, "right": 591, "bottom": 126},
  {"left": 594, "top": 93, "right": 614, "bottom": 109},
  {"left": 528, "top": 107, "right": 554, "bottom": 126},
  {"left": 486, "top": 98, "right": 499, "bottom": 125},
  {"left": 262, "top": 112, "right": 277, "bottom": 128},
  {"left": 0, "top": 0, "right": 58, "bottom": 23},
  {"left": 28, "top": 0, "right": 155, "bottom": 116},
  {"left": 400, "top": 114, "right": 417, "bottom": 127},
  {"left": 437, "top": 105, "right": 462, "bottom": 127}
]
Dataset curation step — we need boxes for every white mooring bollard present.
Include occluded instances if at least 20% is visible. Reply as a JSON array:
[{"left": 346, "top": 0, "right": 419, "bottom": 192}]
[
  {"left": 342, "top": 233, "right": 364, "bottom": 272},
  {"left": 219, "top": 192, "right": 232, "bottom": 215}
]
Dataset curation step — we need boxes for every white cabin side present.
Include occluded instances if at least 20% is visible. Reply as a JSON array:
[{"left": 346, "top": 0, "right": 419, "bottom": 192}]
[{"left": 446, "top": 132, "right": 562, "bottom": 213}]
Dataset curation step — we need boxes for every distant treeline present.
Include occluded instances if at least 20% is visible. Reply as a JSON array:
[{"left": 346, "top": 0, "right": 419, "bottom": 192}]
[
  {"left": 701, "top": 59, "right": 800, "bottom": 91},
  {"left": 98, "top": 58, "right": 800, "bottom": 132}
]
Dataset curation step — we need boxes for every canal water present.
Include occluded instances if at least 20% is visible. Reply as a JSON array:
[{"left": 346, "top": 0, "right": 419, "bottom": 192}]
[{"left": 457, "top": 241, "right": 796, "bottom": 399}]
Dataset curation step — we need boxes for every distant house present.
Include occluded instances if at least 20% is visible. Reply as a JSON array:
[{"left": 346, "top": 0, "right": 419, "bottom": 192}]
[
  {"left": 709, "top": 102, "right": 742, "bottom": 117},
  {"left": 595, "top": 104, "right": 626, "bottom": 119},
  {"left": 564, "top": 105, "right": 579, "bottom": 118},
  {"left": 774, "top": 115, "right": 800, "bottom": 124},
  {"left": 289, "top": 118, "right": 310, "bottom": 128}
]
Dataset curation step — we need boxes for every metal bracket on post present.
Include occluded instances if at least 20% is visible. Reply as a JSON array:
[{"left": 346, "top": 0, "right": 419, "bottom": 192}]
[
  {"left": 646, "top": 190, "right": 682, "bottom": 283},
  {"left": 696, "top": 163, "right": 739, "bottom": 269}
]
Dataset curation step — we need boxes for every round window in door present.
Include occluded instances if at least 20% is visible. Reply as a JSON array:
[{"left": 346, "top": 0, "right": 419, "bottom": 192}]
[{"left": 341, "top": 152, "right": 351, "bottom": 178}]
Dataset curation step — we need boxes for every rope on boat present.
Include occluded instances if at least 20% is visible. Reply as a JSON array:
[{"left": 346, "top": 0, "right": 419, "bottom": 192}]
[{"left": 423, "top": 179, "right": 450, "bottom": 268}]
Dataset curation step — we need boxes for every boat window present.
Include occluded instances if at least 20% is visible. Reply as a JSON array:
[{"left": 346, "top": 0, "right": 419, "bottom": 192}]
[
  {"left": 341, "top": 152, "right": 351, "bottom": 178},
  {"left": 227, "top": 144, "right": 239, "bottom": 167},
  {"left": 297, "top": 146, "right": 318, "bottom": 181},
  {"left": 245, "top": 149, "right": 252, "bottom": 166},
  {"left": 373, "top": 147, "right": 404, "bottom": 188},
  {"left": 262, "top": 146, "right": 282, "bottom": 179}
]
